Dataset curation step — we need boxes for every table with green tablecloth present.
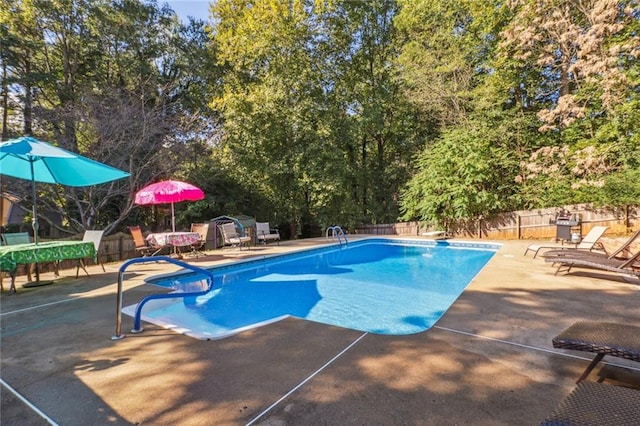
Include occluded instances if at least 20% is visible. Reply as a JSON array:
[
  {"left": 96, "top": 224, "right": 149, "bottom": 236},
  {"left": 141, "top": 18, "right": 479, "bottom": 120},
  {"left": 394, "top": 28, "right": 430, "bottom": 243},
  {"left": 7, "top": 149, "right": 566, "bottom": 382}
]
[{"left": 0, "top": 241, "right": 96, "bottom": 293}]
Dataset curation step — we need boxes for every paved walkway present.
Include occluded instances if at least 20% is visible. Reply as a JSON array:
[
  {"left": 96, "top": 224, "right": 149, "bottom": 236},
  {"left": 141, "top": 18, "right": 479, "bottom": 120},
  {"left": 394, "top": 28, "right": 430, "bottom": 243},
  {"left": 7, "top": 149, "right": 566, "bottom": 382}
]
[{"left": 2, "top": 237, "right": 639, "bottom": 425}]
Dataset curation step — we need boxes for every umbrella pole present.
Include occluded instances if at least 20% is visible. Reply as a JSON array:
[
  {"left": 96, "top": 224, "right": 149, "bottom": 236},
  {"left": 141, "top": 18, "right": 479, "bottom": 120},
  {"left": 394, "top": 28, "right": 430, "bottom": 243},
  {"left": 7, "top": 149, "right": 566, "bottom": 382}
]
[
  {"left": 30, "top": 161, "right": 39, "bottom": 244},
  {"left": 170, "top": 202, "right": 179, "bottom": 256},
  {"left": 171, "top": 202, "right": 175, "bottom": 232},
  {"left": 30, "top": 160, "right": 44, "bottom": 284}
]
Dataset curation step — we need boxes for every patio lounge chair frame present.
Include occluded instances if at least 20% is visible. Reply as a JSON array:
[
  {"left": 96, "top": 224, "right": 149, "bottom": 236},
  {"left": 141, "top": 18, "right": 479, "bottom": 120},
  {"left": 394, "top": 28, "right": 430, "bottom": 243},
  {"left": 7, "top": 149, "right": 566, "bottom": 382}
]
[
  {"left": 541, "top": 381, "right": 640, "bottom": 425},
  {"left": 525, "top": 226, "right": 608, "bottom": 258},
  {"left": 256, "top": 222, "right": 280, "bottom": 245},
  {"left": 552, "top": 321, "right": 640, "bottom": 383},
  {"left": 129, "top": 226, "right": 164, "bottom": 257},
  {"left": 219, "top": 222, "right": 251, "bottom": 250},
  {"left": 188, "top": 223, "right": 209, "bottom": 257},
  {"left": 543, "top": 228, "right": 640, "bottom": 261},
  {"left": 544, "top": 248, "right": 640, "bottom": 277},
  {"left": 76, "top": 230, "right": 106, "bottom": 278},
  {"left": 1, "top": 232, "right": 31, "bottom": 246}
]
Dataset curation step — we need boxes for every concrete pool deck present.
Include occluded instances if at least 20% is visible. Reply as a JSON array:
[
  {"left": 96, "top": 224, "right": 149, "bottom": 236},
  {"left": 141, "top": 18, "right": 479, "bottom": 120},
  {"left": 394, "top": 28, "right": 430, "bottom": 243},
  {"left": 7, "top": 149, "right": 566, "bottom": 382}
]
[{"left": 1, "top": 236, "right": 639, "bottom": 425}]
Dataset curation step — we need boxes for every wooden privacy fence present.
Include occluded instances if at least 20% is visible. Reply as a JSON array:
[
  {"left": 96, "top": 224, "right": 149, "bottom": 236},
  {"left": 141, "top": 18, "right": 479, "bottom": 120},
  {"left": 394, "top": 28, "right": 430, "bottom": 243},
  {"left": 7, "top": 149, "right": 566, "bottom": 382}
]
[{"left": 354, "top": 204, "right": 639, "bottom": 240}]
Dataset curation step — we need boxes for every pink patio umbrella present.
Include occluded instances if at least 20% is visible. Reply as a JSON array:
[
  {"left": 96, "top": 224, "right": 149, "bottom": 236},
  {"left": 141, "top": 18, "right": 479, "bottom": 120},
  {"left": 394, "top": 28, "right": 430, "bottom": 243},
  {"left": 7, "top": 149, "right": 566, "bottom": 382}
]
[{"left": 134, "top": 180, "right": 204, "bottom": 232}]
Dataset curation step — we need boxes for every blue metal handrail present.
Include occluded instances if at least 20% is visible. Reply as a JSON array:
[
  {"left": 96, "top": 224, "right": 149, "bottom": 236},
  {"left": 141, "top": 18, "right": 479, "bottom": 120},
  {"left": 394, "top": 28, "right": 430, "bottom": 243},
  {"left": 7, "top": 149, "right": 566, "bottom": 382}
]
[{"left": 112, "top": 256, "right": 214, "bottom": 340}]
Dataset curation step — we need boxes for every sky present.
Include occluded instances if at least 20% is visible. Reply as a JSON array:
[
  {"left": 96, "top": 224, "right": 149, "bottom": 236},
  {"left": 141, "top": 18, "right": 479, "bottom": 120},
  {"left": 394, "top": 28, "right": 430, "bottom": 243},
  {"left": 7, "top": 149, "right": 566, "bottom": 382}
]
[{"left": 164, "top": 0, "right": 212, "bottom": 22}]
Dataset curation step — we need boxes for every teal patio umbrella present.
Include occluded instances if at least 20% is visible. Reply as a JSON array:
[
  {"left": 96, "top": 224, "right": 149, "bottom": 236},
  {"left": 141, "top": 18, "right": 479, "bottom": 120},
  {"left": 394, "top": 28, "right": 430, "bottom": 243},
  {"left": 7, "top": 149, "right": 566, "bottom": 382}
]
[{"left": 0, "top": 136, "right": 130, "bottom": 243}]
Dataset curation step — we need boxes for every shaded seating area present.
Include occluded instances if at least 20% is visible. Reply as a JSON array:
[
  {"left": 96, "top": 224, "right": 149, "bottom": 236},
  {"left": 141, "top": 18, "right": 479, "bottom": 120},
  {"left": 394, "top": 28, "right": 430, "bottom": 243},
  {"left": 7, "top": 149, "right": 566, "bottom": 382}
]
[
  {"left": 128, "top": 226, "right": 165, "bottom": 257},
  {"left": 525, "top": 225, "right": 608, "bottom": 258},
  {"left": 256, "top": 222, "right": 280, "bottom": 245},
  {"left": 218, "top": 222, "right": 251, "bottom": 250}
]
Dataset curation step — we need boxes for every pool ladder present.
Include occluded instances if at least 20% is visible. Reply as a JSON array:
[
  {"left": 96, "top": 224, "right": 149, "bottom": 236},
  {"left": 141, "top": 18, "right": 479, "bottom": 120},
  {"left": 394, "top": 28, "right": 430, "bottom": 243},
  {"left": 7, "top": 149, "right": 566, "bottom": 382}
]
[
  {"left": 111, "top": 256, "right": 214, "bottom": 340},
  {"left": 326, "top": 225, "right": 348, "bottom": 247}
]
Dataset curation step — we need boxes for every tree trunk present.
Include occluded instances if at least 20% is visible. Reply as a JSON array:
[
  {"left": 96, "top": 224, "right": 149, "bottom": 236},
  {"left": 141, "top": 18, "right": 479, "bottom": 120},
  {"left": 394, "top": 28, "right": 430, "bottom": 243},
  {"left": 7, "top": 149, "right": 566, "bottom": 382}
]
[
  {"left": 1, "top": 61, "right": 8, "bottom": 140},
  {"left": 23, "top": 60, "right": 32, "bottom": 135}
]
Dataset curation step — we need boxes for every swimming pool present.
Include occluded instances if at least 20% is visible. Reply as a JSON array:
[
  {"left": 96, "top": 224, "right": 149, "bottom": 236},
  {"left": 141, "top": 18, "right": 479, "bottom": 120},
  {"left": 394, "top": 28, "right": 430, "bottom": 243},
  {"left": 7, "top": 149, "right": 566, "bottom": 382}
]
[{"left": 123, "top": 238, "right": 500, "bottom": 340}]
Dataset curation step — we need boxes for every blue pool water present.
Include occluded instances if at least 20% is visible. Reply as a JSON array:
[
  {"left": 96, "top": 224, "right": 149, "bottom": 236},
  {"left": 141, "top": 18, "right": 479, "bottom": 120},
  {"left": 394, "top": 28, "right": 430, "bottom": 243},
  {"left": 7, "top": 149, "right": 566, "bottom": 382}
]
[{"left": 123, "top": 239, "right": 499, "bottom": 340}]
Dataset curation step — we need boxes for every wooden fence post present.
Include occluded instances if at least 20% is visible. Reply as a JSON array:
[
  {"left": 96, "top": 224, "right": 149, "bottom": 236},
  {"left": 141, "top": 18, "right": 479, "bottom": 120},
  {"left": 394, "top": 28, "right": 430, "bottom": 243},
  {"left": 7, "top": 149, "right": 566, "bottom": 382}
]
[
  {"left": 625, "top": 205, "right": 630, "bottom": 230},
  {"left": 119, "top": 234, "right": 123, "bottom": 261}
]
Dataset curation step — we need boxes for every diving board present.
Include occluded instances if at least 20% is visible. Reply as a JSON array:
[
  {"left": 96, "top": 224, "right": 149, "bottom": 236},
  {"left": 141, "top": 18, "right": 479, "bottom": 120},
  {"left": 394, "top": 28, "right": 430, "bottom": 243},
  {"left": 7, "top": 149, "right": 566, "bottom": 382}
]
[{"left": 420, "top": 231, "right": 448, "bottom": 240}]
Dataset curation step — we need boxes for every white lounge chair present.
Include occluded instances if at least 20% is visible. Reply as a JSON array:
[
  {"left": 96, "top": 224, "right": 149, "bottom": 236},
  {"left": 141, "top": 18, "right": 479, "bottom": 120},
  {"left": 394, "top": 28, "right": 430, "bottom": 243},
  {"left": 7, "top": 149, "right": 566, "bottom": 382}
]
[
  {"left": 524, "top": 226, "right": 608, "bottom": 258},
  {"left": 256, "top": 222, "right": 280, "bottom": 245},
  {"left": 77, "top": 229, "right": 106, "bottom": 277}
]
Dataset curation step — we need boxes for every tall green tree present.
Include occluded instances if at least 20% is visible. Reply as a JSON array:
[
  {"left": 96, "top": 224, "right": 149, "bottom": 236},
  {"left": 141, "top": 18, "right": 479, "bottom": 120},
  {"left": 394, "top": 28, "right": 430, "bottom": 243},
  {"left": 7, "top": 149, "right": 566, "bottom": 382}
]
[
  {"left": 317, "top": 0, "right": 426, "bottom": 225},
  {"left": 211, "top": 0, "right": 328, "bottom": 234},
  {"left": 397, "top": 0, "right": 525, "bottom": 226},
  {"left": 212, "top": 0, "right": 425, "bottom": 232},
  {"left": 399, "top": 0, "right": 639, "bottom": 225},
  {"left": 501, "top": 0, "right": 640, "bottom": 206}
]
